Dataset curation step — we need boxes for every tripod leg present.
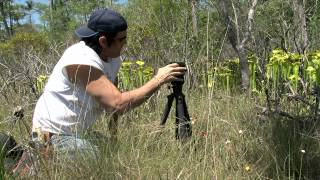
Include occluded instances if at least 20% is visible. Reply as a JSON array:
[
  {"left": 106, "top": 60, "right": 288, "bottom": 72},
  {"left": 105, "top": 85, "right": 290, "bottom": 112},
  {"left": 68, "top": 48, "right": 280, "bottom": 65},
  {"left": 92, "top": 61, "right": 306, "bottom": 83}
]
[
  {"left": 160, "top": 94, "right": 175, "bottom": 125},
  {"left": 175, "top": 93, "right": 192, "bottom": 139}
]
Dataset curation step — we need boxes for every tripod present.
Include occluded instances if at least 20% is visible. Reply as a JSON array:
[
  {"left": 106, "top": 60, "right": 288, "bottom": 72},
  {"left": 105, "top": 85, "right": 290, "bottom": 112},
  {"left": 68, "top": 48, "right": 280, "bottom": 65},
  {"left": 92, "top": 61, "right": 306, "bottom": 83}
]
[{"left": 160, "top": 77, "right": 192, "bottom": 140}]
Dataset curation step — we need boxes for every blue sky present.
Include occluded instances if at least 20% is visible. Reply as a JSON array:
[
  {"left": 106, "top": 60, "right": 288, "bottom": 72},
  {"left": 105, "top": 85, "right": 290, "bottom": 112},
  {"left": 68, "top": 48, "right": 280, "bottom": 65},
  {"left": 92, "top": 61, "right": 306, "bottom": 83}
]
[
  {"left": 15, "top": 0, "right": 48, "bottom": 4},
  {"left": 14, "top": 0, "right": 128, "bottom": 24},
  {"left": 15, "top": 0, "right": 128, "bottom": 4}
]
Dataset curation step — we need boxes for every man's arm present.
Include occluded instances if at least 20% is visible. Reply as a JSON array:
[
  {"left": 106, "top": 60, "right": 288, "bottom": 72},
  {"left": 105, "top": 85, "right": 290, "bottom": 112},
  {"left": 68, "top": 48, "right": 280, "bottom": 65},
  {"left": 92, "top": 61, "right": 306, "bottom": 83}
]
[{"left": 65, "top": 63, "right": 186, "bottom": 114}]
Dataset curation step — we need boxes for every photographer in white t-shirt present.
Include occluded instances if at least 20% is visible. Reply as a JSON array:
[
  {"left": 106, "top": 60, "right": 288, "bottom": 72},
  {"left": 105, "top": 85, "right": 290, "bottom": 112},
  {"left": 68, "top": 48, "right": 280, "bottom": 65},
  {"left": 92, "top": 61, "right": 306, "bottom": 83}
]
[{"left": 31, "top": 8, "right": 187, "bottom": 158}]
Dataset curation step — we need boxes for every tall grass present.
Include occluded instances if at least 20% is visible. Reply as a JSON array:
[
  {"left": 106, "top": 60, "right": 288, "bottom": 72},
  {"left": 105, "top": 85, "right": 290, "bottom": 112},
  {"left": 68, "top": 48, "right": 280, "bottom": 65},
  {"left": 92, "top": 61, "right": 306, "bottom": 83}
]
[
  {"left": 0, "top": 79, "right": 319, "bottom": 179},
  {"left": 0, "top": 35, "right": 319, "bottom": 179},
  {"left": 0, "top": 89, "right": 310, "bottom": 179}
]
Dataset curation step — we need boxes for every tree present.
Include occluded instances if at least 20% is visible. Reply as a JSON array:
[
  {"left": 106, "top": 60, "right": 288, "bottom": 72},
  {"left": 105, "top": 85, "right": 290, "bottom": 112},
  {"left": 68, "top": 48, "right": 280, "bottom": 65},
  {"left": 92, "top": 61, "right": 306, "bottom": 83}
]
[
  {"left": 25, "top": 0, "right": 34, "bottom": 24},
  {"left": 189, "top": 0, "right": 199, "bottom": 37},
  {"left": 0, "top": 0, "right": 13, "bottom": 37},
  {"left": 218, "top": 0, "right": 258, "bottom": 91},
  {"left": 0, "top": 0, "right": 37, "bottom": 39}
]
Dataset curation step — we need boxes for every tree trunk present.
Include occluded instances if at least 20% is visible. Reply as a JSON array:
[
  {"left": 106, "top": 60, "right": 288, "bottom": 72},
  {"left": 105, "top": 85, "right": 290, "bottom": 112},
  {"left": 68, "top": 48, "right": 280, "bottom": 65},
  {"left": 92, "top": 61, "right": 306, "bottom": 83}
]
[
  {"left": 292, "top": 0, "right": 308, "bottom": 54},
  {"left": 189, "top": 0, "right": 198, "bottom": 37},
  {"left": 50, "top": 0, "right": 54, "bottom": 27},
  {"left": 8, "top": 1, "right": 14, "bottom": 35},
  {"left": 51, "top": 0, "right": 55, "bottom": 10},
  {"left": 237, "top": 45, "right": 249, "bottom": 90},
  {"left": 0, "top": 2, "right": 12, "bottom": 37}
]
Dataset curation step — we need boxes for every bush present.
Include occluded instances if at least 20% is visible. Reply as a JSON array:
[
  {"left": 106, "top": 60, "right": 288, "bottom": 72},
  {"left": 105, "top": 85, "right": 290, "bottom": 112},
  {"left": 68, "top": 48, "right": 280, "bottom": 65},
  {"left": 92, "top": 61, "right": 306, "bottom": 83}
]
[{"left": 0, "top": 32, "right": 49, "bottom": 60}]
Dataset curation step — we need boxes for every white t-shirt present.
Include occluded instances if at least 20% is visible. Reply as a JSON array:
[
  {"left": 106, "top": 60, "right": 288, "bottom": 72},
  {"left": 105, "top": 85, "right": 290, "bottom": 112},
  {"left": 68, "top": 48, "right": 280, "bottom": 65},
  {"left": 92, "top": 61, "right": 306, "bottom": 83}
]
[{"left": 32, "top": 41, "right": 122, "bottom": 135}]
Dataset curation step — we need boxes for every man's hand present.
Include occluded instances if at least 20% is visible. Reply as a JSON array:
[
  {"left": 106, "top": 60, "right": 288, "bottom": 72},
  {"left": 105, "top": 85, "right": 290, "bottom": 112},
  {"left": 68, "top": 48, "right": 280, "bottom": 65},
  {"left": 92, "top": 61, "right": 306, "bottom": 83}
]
[{"left": 154, "top": 63, "right": 187, "bottom": 86}]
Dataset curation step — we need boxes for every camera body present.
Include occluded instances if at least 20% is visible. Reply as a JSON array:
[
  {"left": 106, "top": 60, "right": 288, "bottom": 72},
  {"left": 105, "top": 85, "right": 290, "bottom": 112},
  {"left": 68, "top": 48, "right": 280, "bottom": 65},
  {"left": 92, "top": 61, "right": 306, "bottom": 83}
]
[{"left": 169, "top": 62, "right": 186, "bottom": 86}]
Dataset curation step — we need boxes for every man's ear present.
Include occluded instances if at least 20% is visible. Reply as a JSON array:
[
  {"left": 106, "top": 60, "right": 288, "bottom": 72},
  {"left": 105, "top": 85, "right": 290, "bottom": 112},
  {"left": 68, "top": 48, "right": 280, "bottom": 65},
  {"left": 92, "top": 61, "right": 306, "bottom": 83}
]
[{"left": 98, "top": 36, "right": 107, "bottom": 48}]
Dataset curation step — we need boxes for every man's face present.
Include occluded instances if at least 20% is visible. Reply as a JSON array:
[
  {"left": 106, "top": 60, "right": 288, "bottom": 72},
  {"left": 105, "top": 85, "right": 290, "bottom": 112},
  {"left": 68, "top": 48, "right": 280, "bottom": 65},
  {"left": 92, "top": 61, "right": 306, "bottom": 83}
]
[{"left": 100, "top": 30, "right": 127, "bottom": 60}]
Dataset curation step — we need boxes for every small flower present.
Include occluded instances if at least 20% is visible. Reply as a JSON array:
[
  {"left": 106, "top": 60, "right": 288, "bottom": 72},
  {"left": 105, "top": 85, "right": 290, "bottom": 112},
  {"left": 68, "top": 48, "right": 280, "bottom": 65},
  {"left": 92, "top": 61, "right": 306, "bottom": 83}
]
[
  {"left": 238, "top": 130, "right": 243, "bottom": 134},
  {"left": 244, "top": 165, "right": 251, "bottom": 172},
  {"left": 300, "top": 149, "right": 306, "bottom": 154},
  {"left": 225, "top": 140, "right": 231, "bottom": 145},
  {"left": 190, "top": 116, "right": 197, "bottom": 125}
]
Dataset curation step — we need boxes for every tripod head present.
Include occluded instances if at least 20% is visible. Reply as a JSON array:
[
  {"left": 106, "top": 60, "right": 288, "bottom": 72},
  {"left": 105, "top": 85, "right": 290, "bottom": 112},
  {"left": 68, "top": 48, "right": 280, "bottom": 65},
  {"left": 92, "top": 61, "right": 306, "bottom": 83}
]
[
  {"left": 170, "top": 62, "right": 186, "bottom": 86},
  {"left": 170, "top": 62, "right": 185, "bottom": 94}
]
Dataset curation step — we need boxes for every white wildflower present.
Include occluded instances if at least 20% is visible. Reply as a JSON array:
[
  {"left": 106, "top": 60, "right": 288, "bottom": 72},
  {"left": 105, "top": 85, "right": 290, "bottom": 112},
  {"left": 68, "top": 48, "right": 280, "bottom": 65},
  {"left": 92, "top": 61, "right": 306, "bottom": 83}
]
[{"left": 225, "top": 140, "right": 231, "bottom": 145}]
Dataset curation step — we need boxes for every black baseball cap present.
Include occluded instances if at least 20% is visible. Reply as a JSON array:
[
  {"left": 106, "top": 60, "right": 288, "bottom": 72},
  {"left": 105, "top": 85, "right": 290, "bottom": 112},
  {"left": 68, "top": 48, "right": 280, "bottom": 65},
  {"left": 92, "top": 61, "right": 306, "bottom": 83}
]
[{"left": 75, "top": 8, "right": 127, "bottom": 38}]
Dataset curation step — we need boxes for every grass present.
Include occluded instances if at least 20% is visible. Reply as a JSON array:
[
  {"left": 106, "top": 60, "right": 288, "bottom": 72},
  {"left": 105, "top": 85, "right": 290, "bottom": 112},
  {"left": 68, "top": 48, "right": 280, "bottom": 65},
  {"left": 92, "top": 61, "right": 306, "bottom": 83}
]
[{"left": 0, "top": 85, "right": 320, "bottom": 179}]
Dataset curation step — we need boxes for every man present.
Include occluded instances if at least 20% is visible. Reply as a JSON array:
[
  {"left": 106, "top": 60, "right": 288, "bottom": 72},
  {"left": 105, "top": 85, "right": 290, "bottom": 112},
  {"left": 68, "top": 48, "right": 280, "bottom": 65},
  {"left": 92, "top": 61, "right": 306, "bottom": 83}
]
[{"left": 30, "top": 8, "right": 187, "bottom": 157}]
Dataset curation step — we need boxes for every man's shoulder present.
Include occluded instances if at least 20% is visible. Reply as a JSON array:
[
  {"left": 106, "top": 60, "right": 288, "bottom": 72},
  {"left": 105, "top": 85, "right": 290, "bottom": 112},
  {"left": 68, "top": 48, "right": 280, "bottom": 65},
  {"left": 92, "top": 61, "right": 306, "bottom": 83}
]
[
  {"left": 66, "top": 41, "right": 88, "bottom": 52},
  {"left": 63, "top": 41, "right": 99, "bottom": 59}
]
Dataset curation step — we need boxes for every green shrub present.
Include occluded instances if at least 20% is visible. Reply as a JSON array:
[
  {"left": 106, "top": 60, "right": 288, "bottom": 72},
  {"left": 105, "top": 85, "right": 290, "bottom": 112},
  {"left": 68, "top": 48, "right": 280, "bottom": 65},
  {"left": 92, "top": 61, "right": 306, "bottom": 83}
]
[{"left": 0, "top": 32, "right": 49, "bottom": 60}]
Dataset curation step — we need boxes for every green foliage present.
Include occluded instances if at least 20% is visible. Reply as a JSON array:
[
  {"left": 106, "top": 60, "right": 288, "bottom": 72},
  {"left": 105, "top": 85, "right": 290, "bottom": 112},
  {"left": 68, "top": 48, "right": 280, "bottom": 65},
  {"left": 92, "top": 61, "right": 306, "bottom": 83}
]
[
  {"left": 201, "top": 49, "right": 320, "bottom": 95},
  {"left": 263, "top": 82, "right": 320, "bottom": 179},
  {"left": 203, "top": 58, "right": 241, "bottom": 92},
  {"left": 126, "top": 21, "right": 158, "bottom": 59},
  {"left": 36, "top": 75, "right": 49, "bottom": 94},
  {"left": 1, "top": 0, "right": 320, "bottom": 179},
  {"left": 266, "top": 49, "right": 320, "bottom": 94},
  {"left": 255, "top": 0, "right": 293, "bottom": 50},
  {"left": 37, "top": 0, "right": 114, "bottom": 41},
  {"left": 118, "top": 60, "right": 154, "bottom": 90},
  {"left": 202, "top": 49, "right": 320, "bottom": 96},
  {"left": 0, "top": 32, "right": 49, "bottom": 59},
  {"left": 248, "top": 55, "right": 258, "bottom": 93},
  {"left": 307, "top": 51, "right": 320, "bottom": 86},
  {"left": 123, "top": 0, "right": 218, "bottom": 65},
  {"left": 0, "top": 151, "right": 5, "bottom": 179}
]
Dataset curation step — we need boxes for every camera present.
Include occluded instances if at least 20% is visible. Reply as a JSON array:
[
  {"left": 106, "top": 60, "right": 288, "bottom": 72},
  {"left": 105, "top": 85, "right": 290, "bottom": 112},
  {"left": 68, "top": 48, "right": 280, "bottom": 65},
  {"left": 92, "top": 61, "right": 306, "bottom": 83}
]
[{"left": 169, "top": 62, "right": 186, "bottom": 86}]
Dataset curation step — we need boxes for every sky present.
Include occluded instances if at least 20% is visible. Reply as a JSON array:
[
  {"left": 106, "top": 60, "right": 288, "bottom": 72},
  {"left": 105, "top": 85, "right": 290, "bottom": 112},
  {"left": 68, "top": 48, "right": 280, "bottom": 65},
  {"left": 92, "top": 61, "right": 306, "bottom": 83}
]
[
  {"left": 15, "top": 0, "right": 48, "bottom": 4},
  {"left": 14, "top": 0, "right": 128, "bottom": 24},
  {"left": 15, "top": 0, "right": 128, "bottom": 4},
  {"left": 14, "top": 0, "right": 48, "bottom": 24}
]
